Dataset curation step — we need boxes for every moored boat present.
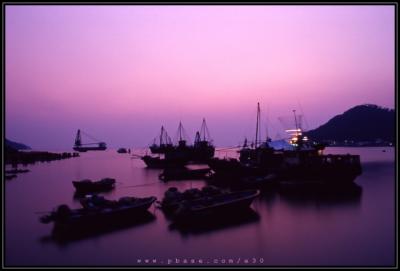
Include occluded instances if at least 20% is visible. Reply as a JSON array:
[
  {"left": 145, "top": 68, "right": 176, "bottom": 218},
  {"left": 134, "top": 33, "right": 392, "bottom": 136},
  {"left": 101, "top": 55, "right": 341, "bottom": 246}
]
[
  {"left": 173, "top": 189, "right": 260, "bottom": 219},
  {"left": 73, "top": 129, "right": 107, "bottom": 152},
  {"left": 117, "top": 148, "right": 128, "bottom": 153},
  {"left": 190, "top": 118, "right": 215, "bottom": 162},
  {"left": 149, "top": 120, "right": 215, "bottom": 163},
  {"left": 209, "top": 104, "right": 362, "bottom": 185},
  {"left": 40, "top": 195, "right": 157, "bottom": 226},
  {"left": 159, "top": 186, "right": 223, "bottom": 213},
  {"left": 149, "top": 126, "right": 174, "bottom": 154},
  {"left": 72, "top": 178, "right": 116, "bottom": 193}
]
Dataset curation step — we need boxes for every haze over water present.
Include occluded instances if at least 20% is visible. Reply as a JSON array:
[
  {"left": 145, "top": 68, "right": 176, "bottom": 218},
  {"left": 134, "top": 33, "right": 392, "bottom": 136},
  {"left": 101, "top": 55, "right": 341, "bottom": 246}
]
[{"left": 5, "top": 5, "right": 394, "bottom": 149}]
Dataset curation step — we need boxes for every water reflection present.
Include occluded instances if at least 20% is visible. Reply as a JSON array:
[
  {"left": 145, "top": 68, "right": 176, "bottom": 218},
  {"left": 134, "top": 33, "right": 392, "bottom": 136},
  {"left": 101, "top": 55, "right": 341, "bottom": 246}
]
[
  {"left": 169, "top": 208, "right": 260, "bottom": 237},
  {"left": 5, "top": 148, "right": 394, "bottom": 266},
  {"left": 40, "top": 212, "right": 156, "bottom": 247},
  {"left": 258, "top": 182, "right": 362, "bottom": 210}
]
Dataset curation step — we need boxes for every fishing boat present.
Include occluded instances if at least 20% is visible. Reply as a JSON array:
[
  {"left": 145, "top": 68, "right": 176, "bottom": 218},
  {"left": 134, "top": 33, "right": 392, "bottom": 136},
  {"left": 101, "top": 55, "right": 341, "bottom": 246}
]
[
  {"left": 159, "top": 167, "right": 211, "bottom": 181},
  {"left": 269, "top": 110, "right": 361, "bottom": 183},
  {"left": 208, "top": 103, "right": 278, "bottom": 180},
  {"left": 149, "top": 126, "right": 174, "bottom": 154},
  {"left": 73, "top": 129, "right": 107, "bottom": 152},
  {"left": 159, "top": 186, "right": 223, "bottom": 213},
  {"left": 173, "top": 190, "right": 260, "bottom": 219},
  {"left": 191, "top": 118, "right": 215, "bottom": 162},
  {"left": 208, "top": 103, "right": 362, "bottom": 185},
  {"left": 163, "top": 122, "right": 193, "bottom": 161},
  {"left": 40, "top": 195, "right": 157, "bottom": 225},
  {"left": 72, "top": 178, "right": 116, "bottom": 193}
]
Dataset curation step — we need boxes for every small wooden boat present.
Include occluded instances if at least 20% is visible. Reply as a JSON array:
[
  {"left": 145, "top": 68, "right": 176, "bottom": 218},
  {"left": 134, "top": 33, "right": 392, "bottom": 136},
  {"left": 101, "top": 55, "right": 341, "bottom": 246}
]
[
  {"left": 117, "top": 148, "right": 127, "bottom": 153},
  {"left": 159, "top": 186, "right": 223, "bottom": 213},
  {"left": 173, "top": 190, "right": 260, "bottom": 219},
  {"left": 40, "top": 195, "right": 157, "bottom": 225},
  {"left": 72, "top": 178, "right": 116, "bottom": 193}
]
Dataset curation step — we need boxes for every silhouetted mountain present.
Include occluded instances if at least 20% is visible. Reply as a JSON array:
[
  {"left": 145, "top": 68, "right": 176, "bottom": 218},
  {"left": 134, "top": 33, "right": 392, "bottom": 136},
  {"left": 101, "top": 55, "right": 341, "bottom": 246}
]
[
  {"left": 305, "top": 104, "right": 395, "bottom": 145},
  {"left": 5, "top": 138, "right": 31, "bottom": 151}
]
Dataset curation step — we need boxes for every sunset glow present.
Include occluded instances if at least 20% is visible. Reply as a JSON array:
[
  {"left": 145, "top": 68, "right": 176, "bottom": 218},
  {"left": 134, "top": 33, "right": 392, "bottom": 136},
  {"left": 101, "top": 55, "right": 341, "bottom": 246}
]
[{"left": 5, "top": 5, "right": 394, "bottom": 149}]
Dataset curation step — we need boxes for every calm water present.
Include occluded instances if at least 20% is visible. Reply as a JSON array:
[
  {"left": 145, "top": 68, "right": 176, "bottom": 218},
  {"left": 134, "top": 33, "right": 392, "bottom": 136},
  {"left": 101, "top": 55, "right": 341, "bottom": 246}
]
[{"left": 5, "top": 147, "right": 395, "bottom": 266}]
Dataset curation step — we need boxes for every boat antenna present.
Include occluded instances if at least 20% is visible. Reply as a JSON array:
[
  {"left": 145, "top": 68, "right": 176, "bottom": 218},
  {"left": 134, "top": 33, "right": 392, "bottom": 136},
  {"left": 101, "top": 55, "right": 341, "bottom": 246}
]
[{"left": 293, "top": 110, "right": 299, "bottom": 137}]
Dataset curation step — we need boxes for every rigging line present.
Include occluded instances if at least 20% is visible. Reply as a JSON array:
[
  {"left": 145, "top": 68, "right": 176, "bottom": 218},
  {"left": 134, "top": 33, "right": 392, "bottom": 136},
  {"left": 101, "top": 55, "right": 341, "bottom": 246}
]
[
  {"left": 120, "top": 181, "right": 161, "bottom": 189},
  {"left": 80, "top": 130, "right": 103, "bottom": 143}
]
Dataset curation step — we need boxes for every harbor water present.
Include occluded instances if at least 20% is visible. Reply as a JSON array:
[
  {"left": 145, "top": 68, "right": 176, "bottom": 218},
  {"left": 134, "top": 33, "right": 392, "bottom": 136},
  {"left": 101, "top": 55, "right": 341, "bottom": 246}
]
[{"left": 5, "top": 147, "right": 395, "bottom": 266}]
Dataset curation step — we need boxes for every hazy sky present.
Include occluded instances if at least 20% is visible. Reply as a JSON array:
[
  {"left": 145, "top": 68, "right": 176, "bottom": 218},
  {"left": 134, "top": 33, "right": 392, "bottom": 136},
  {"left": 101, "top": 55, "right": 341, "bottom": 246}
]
[{"left": 5, "top": 5, "right": 395, "bottom": 150}]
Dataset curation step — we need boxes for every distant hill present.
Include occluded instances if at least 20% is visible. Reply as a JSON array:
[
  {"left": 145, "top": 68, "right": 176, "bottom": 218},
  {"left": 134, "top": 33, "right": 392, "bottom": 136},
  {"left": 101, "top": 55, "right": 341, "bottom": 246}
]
[
  {"left": 305, "top": 104, "right": 395, "bottom": 145},
  {"left": 5, "top": 138, "right": 31, "bottom": 151}
]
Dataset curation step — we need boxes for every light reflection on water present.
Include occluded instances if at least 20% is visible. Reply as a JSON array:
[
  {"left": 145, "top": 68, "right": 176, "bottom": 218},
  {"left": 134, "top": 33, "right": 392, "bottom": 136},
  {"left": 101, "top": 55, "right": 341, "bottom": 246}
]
[{"left": 5, "top": 147, "right": 395, "bottom": 266}]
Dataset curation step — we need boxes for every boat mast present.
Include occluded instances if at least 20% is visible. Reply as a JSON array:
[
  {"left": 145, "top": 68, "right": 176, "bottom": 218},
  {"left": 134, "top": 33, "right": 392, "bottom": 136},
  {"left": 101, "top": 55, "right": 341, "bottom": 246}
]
[
  {"left": 178, "top": 122, "right": 183, "bottom": 141},
  {"left": 200, "top": 118, "right": 211, "bottom": 142},
  {"left": 160, "top": 126, "right": 164, "bottom": 146},
  {"left": 75, "top": 129, "right": 82, "bottom": 146},
  {"left": 194, "top": 131, "right": 201, "bottom": 145},
  {"left": 255, "top": 103, "right": 260, "bottom": 148},
  {"left": 202, "top": 118, "right": 206, "bottom": 141}
]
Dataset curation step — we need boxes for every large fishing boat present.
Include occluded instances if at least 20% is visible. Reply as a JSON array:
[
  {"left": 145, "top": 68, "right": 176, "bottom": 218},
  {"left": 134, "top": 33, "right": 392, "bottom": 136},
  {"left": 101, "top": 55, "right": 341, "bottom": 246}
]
[
  {"left": 191, "top": 118, "right": 215, "bottom": 162},
  {"left": 73, "top": 129, "right": 107, "bottom": 152},
  {"left": 163, "top": 119, "right": 215, "bottom": 162},
  {"left": 208, "top": 103, "right": 362, "bottom": 184},
  {"left": 149, "top": 126, "right": 174, "bottom": 154},
  {"left": 144, "top": 120, "right": 215, "bottom": 168}
]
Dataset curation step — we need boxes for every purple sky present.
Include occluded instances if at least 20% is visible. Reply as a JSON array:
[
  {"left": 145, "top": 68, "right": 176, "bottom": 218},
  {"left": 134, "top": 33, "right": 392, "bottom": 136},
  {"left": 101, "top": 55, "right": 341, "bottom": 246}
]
[{"left": 5, "top": 5, "right": 395, "bottom": 150}]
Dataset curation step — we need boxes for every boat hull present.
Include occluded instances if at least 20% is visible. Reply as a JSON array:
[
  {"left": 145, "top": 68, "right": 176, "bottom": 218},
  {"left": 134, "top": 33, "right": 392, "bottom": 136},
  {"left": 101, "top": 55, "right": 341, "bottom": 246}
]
[
  {"left": 159, "top": 168, "right": 210, "bottom": 181},
  {"left": 73, "top": 146, "right": 107, "bottom": 152},
  {"left": 141, "top": 155, "right": 187, "bottom": 169},
  {"left": 173, "top": 190, "right": 260, "bottom": 219},
  {"left": 44, "top": 197, "right": 157, "bottom": 227},
  {"left": 72, "top": 180, "right": 115, "bottom": 193}
]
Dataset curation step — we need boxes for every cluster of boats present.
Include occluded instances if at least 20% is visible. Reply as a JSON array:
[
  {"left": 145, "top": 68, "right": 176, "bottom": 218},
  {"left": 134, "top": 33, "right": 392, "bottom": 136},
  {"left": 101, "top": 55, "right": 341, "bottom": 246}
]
[
  {"left": 40, "top": 177, "right": 259, "bottom": 232},
  {"left": 50, "top": 103, "right": 364, "bottom": 236},
  {"left": 72, "top": 103, "right": 362, "bottom": 188},
  {"left": 141, "top": 103, "right": 362, "bottom": 188},
  {"left": 141, "top": 119, "right": 215, "bottom": 168}
]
